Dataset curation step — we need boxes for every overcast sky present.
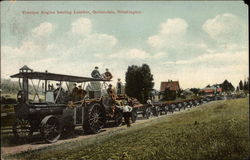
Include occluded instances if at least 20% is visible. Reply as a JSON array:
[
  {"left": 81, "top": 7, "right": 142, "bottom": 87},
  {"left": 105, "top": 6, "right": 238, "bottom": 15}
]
[{"left": 1, "top": 1, "right": 248, "bottom": 90}]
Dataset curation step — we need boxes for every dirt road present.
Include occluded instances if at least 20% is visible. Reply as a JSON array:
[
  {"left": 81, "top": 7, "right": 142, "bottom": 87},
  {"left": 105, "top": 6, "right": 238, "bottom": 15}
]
[{"left": 1, "top": 105, "right": 203, "bottom": 156}]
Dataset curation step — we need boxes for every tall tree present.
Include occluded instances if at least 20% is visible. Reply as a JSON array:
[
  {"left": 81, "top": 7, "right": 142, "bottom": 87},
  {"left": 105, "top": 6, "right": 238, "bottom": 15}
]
[
  {"left": 239, "top": 80, "right": 243, "bottom": 90},
  {"left": 221, "top": 80, "right": 235, "bottom": 92},
  {"left": 190, "top": 88, "right": 200, "bottom": 95},
  {"left": 243, "top": 80, "right": 248, "bottom": 91},
  {"left": 236, "top": 86, "right": 239, "bottom": 92},
  {"left": 125, "top": 64, "right": 154, "bottom": 103}
]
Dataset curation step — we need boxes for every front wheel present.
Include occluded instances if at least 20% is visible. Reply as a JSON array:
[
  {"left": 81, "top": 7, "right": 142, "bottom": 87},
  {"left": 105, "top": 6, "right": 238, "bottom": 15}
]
[
  {"left": 131, "top": 108, "right": 138, "bottom": 123},
  {"left": 12, "top": 119, "right": 33, "bottom": 140}
]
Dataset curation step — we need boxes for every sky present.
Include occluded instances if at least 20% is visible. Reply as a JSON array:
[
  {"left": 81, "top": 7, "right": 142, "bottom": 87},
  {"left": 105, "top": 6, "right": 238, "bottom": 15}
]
[{"left": 1, "top": 1, "right": 248, "bottom": 90}]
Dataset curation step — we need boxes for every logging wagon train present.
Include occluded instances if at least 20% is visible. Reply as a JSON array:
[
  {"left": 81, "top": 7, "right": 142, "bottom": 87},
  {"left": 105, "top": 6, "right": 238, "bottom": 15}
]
[{"left": 8, "top": 66, "right": 219, "bottom": 143}]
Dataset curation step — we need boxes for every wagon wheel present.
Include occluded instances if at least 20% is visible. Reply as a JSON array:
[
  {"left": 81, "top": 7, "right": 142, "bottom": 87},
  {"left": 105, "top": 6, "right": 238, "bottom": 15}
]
[
  {"left": 40, "top": 115, "right": 61, "bottom": 143},
  {"left": 153, "top": 106, "right": 159, "bottom": 117},
  {"left": 131, "top": 108, "right": 138, "bottom": 123},
  {"left": 143, "top": 107, "right": 152, "bottom": 119},
  {"left": 114, "top": 109, "right": 123, "bottom": 127},
  {"left": 84, "top": 103, "right": 105, "bottom": 134},
  {"left": 158, "top": 106, "right": 164, "bottom": 115},
  {"left": 182, "top": 103, "right": 186, "bottom": 110},
  {"left": 164, "top": 106, "right": 168, "bottom": 114},
  {"left": 171, "top": 105, "right": 175, "bottom": 113},
  {"left": 12, "top": 119, "right": 33, "bottom": 140},
  {"left": 178, "top": 104, "right": 181, "bottom": 111}
]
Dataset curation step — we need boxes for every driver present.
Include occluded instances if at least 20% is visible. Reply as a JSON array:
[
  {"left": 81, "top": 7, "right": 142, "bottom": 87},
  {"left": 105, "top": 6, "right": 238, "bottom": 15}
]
[
  {"left": 71, "top": 83, "right": 78, "bottom": 101},
  {"left": 78, "top": 85, "right": 87, "bottom": 100},
  {"left": 107, "top": 84, "right": 116, "bottom": 117}
]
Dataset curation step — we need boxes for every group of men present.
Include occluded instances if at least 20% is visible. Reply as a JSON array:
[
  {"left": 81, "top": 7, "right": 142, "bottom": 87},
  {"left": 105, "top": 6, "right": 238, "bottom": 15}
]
[
  {"left": 91, "top": 66, "right": 123, "bottom": 94},
  {"left": 91, "top": 66, "right": 113, "bottom": 80}
]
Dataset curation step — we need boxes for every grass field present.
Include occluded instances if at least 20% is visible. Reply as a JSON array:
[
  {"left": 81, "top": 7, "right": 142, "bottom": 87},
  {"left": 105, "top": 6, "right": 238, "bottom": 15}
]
[{"left": 3, "top": 98, "right": 249, "bottom": 160}]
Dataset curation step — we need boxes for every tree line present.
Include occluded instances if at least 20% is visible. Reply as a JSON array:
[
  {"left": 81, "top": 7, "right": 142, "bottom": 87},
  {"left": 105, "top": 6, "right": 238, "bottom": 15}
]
[
  {"left": 236, "top": 78, "right": 249, "bottom": 92},
  {"left": 1, "top": 79, "right": 42, "bottom": 95}
]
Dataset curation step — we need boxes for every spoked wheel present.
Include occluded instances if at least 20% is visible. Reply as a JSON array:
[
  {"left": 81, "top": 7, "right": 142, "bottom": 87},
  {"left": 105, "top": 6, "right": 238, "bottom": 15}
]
[
  {"left": 178, "top": 104, "right": 181, "bottom": 111},
  {"left": 41, "top": 115, "right": 61, "bottom": 143},
  {"left": 153, "top": 106, "right": 159, "bottom": 117},
  {"left": 164, "top": 106, "right": 169, "bottom": 114},
  {"left": 170, "top": 105, "right": 175, "bottom": 113},
  {"left": 114, "top": 109, "right": 123, "bottom": 127},
  {"left": 131, "top": 108, "right": 138, "bottom": 123},
  {"left": 12, "top": 119, "right": 33, "bottom": 140},
  {"left": 84, "top": 103, "right": 105, "bottom": 134},
  {"left": 182, "top": 103, "right": 186, "bottom": 110},
  {"left": 143, "top": 107, "right": 152, "bottom": 119}
]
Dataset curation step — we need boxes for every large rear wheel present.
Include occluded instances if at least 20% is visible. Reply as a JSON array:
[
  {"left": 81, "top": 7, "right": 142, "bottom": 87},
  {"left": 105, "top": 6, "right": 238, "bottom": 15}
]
[
  {"left": 40, "top": 115, "right": 61, "bottom": 143},
  {"left": 84, "top": 103, "right": 105, "bottom": 134}
]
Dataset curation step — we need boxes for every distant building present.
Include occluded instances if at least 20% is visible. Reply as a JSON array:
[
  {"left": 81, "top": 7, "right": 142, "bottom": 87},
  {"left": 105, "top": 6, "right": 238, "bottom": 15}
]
[
  {"left": 160, "top": 80, "right": 180, "bottom": 92},
  {"left": 150, "top": 89, "right": 161, "bottom": 102},
  {"left": 200, "top": 85, "right": 222, "bottom": 97},
  {"left": 159, "top": 80, "right": 181, "bottom": 101}
]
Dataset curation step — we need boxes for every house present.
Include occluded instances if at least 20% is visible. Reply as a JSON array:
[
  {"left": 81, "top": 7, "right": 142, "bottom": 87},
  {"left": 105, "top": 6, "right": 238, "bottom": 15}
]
[
  {"left": 159, "top": 80, "right": 181, "bottom": 100},
  {"left": 160, "top": 80, "right": 180, "bottom": 92},
  {"left": 200, "top": 85, "right": 222, "bottom": 97}
]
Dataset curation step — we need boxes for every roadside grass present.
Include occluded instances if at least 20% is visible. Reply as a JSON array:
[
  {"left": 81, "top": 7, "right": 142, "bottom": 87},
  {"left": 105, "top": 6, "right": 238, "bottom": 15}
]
[{"left": 3, "top": 98, "right": 249, "bottom": 160}]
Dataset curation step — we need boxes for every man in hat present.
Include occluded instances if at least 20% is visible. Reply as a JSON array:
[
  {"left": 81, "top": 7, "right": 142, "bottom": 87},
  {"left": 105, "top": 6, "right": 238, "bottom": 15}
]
[
  {"left": 77, "top": 85, "right": 87, "bottom": 100},
  {"left": 71, "top": 83, "right": 78, "bottom": 101},
  {"left": 107, "top": 84, "right": 116, "bottom": 117},
  {"left": 103, "top": 68, "right": 113, "bottom": 80},
  {"left": 91, "top": 66, "right": 102, "bottom": 79},
  {"left": 54, "top": 83, "right": 61, "bottom": 98},
  {"left": 116, "top": 78, "right": 122, "bottom": 95}
]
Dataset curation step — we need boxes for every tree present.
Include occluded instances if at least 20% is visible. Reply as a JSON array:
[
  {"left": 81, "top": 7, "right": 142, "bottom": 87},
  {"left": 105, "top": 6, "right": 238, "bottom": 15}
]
[
  {"left": 125, "top": 64, "right": 154, "bottom": 103},
  {"left": 190, "top": 88, "right": 200, "bottom": 95},
  {"left": 239, "top": 80, "right": 243, "bottom": 90},
  {"left": 247, "top": 78, "right": 249, "bottom": 91},
  {"left": 236, "top": 86, "right": 239, "bottom": 92},
  {"left": 221, "top": 80, "right": 235, "bottom": 93},
  {"left": 243, "top": 80, "right": 248, "bottom": 91}
]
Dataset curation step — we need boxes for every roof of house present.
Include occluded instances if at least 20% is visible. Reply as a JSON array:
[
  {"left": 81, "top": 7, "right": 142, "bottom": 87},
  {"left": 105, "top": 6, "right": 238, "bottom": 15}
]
[
  {"left": 160, "top": 81, "right": 180, "bottom": 92},
  {"left": 201, "top": 86, "right": 222, "bottom": 93}
]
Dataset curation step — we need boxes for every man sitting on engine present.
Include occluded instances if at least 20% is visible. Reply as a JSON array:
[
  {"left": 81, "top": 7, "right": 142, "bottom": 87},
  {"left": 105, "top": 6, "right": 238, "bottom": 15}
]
[
  {"left": 91, "top": 66, "right": 102, "bottom": 79},
  {"left": 102, "top": 68, "right": 113, "bottom": 80}
]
